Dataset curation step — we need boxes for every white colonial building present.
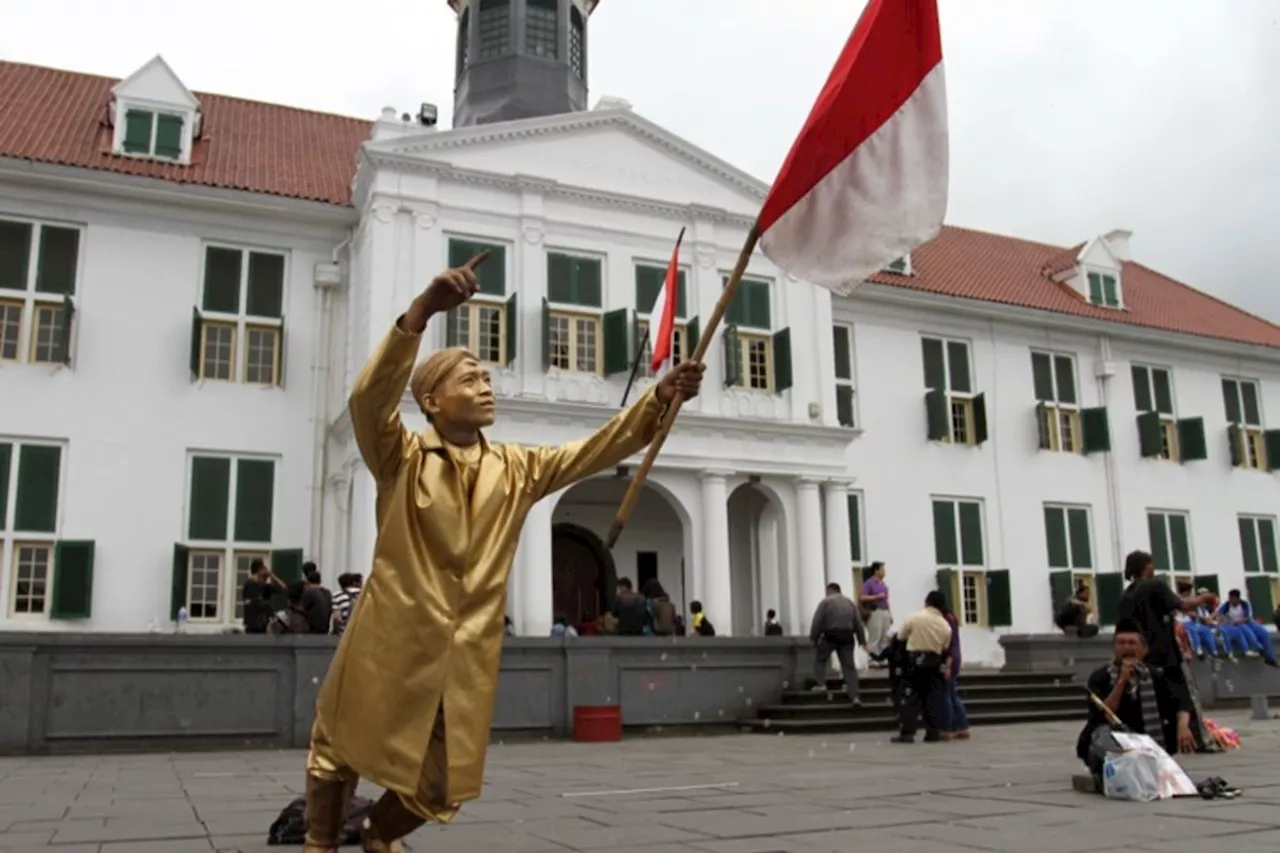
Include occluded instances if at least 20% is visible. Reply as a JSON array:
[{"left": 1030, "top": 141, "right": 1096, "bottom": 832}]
[{"left": 2, "top": 0, "right": 1279, "bottom": 665}]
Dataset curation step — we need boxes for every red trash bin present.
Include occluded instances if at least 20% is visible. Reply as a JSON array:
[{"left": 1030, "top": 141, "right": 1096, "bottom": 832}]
[{"left": 572, "top": 705, "right": 622, "bottom": 742}]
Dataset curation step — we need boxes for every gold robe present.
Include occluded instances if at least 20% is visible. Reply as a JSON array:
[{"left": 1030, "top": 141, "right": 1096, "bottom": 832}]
[{"left": 309, "top": 322, "right": 665, "bottom": 820}]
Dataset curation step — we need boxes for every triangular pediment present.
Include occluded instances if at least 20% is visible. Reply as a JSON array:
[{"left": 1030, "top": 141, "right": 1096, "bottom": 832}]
[
  {"left": 112, "top": 55, "right": 199, "bottom": 109},
  {"left": 1078, "top": 236, "right": 1120, "bottom": 270},
  {"left": 371, "top": 108, "right": 767, "bottom": 214}
]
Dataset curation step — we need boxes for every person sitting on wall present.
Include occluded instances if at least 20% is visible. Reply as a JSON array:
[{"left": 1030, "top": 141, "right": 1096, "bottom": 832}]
[
  {"left": 1216, "top": 589, "right": 1279, "bottom": 667},
  {"left": 1055, "top": 584, "right": 1099, "bottom": 638},
  {"left": 1077, "top": 618, "right": 1195, "bottom": 787},
  {"left": 763, "top": 608, "right": 784, "bottom": 636},
  {"left": 690, "top": 601, "right": 716, "bottom": 636},
  {"left": 1174, "top": 581, "right": 1221, "bottom": 659}
]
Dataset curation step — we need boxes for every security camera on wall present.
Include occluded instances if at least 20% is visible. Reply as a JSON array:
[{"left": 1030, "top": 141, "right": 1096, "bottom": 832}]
[{"left": 418, "top": 103, "right": 438, "bottom": 127}]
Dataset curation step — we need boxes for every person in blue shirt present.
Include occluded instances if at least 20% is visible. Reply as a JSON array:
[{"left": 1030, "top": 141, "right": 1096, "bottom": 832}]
[{"left": 1216, "top": 590, "right": 1277, "bottom": 666}]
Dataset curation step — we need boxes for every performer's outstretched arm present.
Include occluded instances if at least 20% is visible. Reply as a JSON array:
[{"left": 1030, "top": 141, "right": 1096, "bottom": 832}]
[{"left": 522, "top": 361, "right": 705, "bottom": 501}]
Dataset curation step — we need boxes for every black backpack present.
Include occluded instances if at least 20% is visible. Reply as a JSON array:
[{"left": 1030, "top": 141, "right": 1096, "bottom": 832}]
[
  {"left": 698, "top": 617, "right": 716, "bottom": 637},
  {"left": 267, "top": 794, "right": 375, "bottom": 845}
]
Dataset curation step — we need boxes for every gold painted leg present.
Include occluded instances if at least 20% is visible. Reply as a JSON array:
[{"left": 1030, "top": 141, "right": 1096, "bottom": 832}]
[
  {"left": 361, "top": 790, "right": 427, "bottom": 852},
  {"left": 303, "top": 773, "right": 358, "bottom": 853}
]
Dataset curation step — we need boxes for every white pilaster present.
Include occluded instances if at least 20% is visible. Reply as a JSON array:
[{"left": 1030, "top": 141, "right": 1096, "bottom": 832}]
[
  {"left": 822, "top": 479, "right": 852, "bottom": 589},
  {"left": 700, "top": 469, "right": 733, "bottom": 636},
  {"left": 796, "top": 478, "right": 826, "bottom": 625},
  {"left": 518, "top": 498, "right": 554, "bottom": 637}
]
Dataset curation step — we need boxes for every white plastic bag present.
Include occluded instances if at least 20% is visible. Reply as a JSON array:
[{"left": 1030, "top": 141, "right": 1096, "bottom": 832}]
[
  {"left": 1103, "top": 752, "right": 1162, "bottom": 802},
  {"left": 1110, "top": 733, "right": 1197, "bottom": 798}
]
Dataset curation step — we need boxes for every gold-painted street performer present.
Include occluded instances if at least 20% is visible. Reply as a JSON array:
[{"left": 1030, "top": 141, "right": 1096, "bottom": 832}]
[{"left": 303, "top": 252, "right": 705, "bottom": 852}]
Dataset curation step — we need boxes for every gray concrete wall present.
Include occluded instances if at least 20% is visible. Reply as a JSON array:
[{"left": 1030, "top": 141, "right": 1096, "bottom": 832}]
[
  {"left": 1000, "top": 634, "right": 1280, "bottom": 706},
  {"left": 0, "top": 634, "right": 806, "bottom": 755}
]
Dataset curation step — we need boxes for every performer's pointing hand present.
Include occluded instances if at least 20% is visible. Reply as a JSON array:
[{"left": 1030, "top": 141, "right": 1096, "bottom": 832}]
[
  {"left": 403, "top": 251, "right": 490, "bottom": 334},
  {"left": 656, "top": 360, "right": 705, "bottom": 404}
]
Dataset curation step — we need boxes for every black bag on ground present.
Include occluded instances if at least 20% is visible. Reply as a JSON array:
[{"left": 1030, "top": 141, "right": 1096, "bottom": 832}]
[{"left": 267, "top": 794, "right": 375, "bottom": 846}]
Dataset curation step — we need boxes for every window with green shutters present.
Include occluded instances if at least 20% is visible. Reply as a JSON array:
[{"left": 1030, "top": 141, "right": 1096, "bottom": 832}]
[
  {"left": 634, "top": 263, "right": 695, "bottom": 379},
  {"left": 180, "top": 453, "right": 285, "bottom": 623},
  {"left": 932, "top": 497, "right": 994, "bottom": 627},
  {"left": 721, "top": 276, "right": 791, "bottom": 394},
  {"left": 1086, "top": 271, "right": 1120, "bottom": 307},
  {"left": 1029, "top": 350, "right": 1108, "bottom": 453},
  {"left": 1147, "top": 510, "right": 1193, "bottom": 577},
  {"left": 1222, "top": 377, "right": 1276, "bottom": 471},
  {"left": 847, "top": 491, "right": 863, "bottom": 567},
  {"left": 832, "top": 324, "right": 856, "bottom": 427},
  {"left": 1131, "top": 364, "right": 1202, "bottom": 463},
  {"left": 193, "top": 245, "right": 287, "bottom": 386},
  {"left": 1043, "top": 504, "right": 1093, "bottom": 570},
  {"left": 922, "top": 336, "right": 987, "bottom": 446},
  {"left": 119, "top": 108, "right": 185, "bottom": 160},
  {"left": 1238, "top": 515, "right": 1279, "bottom": 577},
  {"left": 544, "top": 252, "right": 607, "bottom": 375},
  {"left": 0, "top": 218, "right": 82, "bottom": 366}
]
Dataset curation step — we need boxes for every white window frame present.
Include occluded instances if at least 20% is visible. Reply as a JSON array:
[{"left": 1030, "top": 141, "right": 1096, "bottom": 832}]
[
  {"left": 833, "top": 323, "right": 858, "bottom": 428},
  {"left": 1032, "top": 350, "right": 1082, "bottom": 453},
  {"left": 1133, "top": 363, "right": 1179, "bottom": 461},
  {"left": 634, "top": 260, "right": 691, "bottom": 380},
  {"left": 546, "top": 250, "right": 605, "bottom": 376},
  {"left": 723, "top": 274, "right": 776, "bottom": 394},
  {"left": 0, "top": 216, "right": 83, "bottom": 367},
  {"left": 1148, "top": 508, "right": 1194, "bottom": 577},
  {"left": 932, "top": 496, "right": 988, "bottom": 627},
  {"left": 182, "top": 451, "right": 278, "bottom": 625},
  {"left": 451, "top": 299, "right": 508, "bottom": 366},
  {"left": 1043, "top": 502, "right": 1095, "bottom": 573},
  {"left": 849, "top": 489, "right": 866, "bottom": 583},
  {"left": 1223, "top": 376, "right": 1267, "bottom": 471},
  {"left": 112, "top": 100, "right": 196, "bottom": 164},
  {"left": 197, "top": 244, "right": 287, "bottom": 386},
  {"left": 1238, "top": 514, "right": 1278, "bottom": 579},
  {"left": 923, "top": 336, "right": 977, "bottom": 445},
  {"left": 1, "top": 438, "right": 67, "bottom": 620},
  {"left": 1086, "top": 268, "right": 1123, "bottom": 309}
]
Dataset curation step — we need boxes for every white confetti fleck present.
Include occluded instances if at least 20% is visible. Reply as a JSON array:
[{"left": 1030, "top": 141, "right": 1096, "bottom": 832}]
[
  {"left": 693, "top": 711, "right": 701, "bottom": 720},
  {"left": 848, "top": 743, "right": 856, "bottom": 752},
  {"left": 745, "top": 697, "right": 753, "bottom": 706},
  {"left": 660, "top": 653, "right": 668, "bottom": 661}
]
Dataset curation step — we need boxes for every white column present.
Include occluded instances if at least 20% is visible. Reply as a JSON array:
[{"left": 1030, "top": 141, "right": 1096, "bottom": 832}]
[
  {"left": 822, "top": 480, "right": 852, "bottom": 589},
  {"left": 700, "top": 470, "right": 734, "bottom": 636},
  {"left": 796, "top": 478, "right": 827, "bottom": 625},
  {"left": 518, "top": 498, "right": 554, "bottom": 637}
]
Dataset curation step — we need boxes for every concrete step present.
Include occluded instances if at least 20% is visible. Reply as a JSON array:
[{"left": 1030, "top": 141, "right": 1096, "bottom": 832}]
[
  {"left": 759, "top": 693, "right": 1080, "bottom": 720},
  {"left": 741, "top": 706, "right": 1083, "bottom": 735},
  {"left": 782, "top": 681, "right": 1081, "bottom": 706}
]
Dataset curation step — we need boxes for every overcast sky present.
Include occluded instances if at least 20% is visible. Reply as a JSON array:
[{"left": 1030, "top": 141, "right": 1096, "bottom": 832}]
[{"left": 4, "top": 1, "right": 1278, "bottom": 320}]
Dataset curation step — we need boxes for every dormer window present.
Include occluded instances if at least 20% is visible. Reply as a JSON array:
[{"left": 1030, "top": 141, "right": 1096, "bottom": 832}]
[
  {"left": 122, "top": 109, "right": 184, "bottom": 160},
  {"left": 1087, "top": 271, "right": 1120, "bottom": 308},
  {"left": 884, "top": 254, "right": 912, "bottom": 275},
  {"left": 109, "top": 55, "right": 200, "bottom": 166}
]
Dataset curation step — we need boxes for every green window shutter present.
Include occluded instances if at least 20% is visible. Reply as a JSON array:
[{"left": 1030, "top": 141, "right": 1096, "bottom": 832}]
[
  {"left": 745, "top": 280, "right": 771, "bottom": 329},
  {"left": 1227, "top": 424, "right": 1244, "bottom": 467},
  {"left": 921, "top": 337, "right": 945, "bottom": 390},
  {"left": 935, "top": 568, "right": 957, "bottom": 612},
  {"left": 1081, "top": 406, "right": 1111, "bottom": 454},
  {"left": 722, "top": 324, "right": 742, "bottom": 387},
  {"left": 540, "top": 297, "right": 552, "bottom": 370},
  {"left": 278, "top": 314, "right": 288, "bottom": 388},
  {"left": 986, "top": 570, "right": 1012, "bottom": 627},
  {"left": 1260, "top": 518, "right": 1279, "bottom": 574},
  {"left": 188, "top": 456, "right": 231, "bottom": 540},
  {"left": 1265, "top": 430, "right": 1280, "bottom": 471},
  {"left": 1177, "top": 417, "right": 1207, "bottom": 462},
  {"left": 946, "top": 341, "right": 972, "bottom": 393},
  {"left": 123, "top": 109, "right": 153, "bottom": 153},
  {"left": 958, "top": 501, "right": 984, "bottom": 566},
  {"left": 0, "top": 442, "right": 10, "bottom": 530},
  {"left": 1030, "top": 352, "right": 1054, "bottom": 401},
  {"left": 972, "top": 392, "right": 989, "bottom": 444},
  {"left": 270, "top": 548, "right": 304, "bottom": 611},
  {"left": 504, "top": 292, "right": 518, "bottom": 366},
  {"left": 575, "top": 257, "right": 602, "bottom": 307},
  {"left": 246, "top": 252, "right": 285, "bottom": 318},
  {"left": 932, "top": 500, "right": 957, "bottom": 565},
  {"left": 1067, "top": 508, "right": 1092, "bottom": 569},
  {"left": 835, "top": 385, "right": 855, "bottom": 427},
  {"left": 1044, "top": 506, "right": 1068, "bottom": 568},
  {"left": 1102, "top": 275, "right": 1119, "bottom": 307},
  {"left": 847, "top": 493, "right": 861, "bottom": 563},
  {"left": 57, "top": 295, "right": 75, "bottom": 366},
  {"left": 634, "top": 265, "right": 663, "bottom": 313},
  {"left": 1247, "top": 575, "right": 1275, "bottom": 617},
  {"left": 445, "top": 307, "right": 461, "bottom": 347},
  {"left": 170, "top": 543, "right": 190, "bottom": 619},
  {"left": 154, "top": 114, "right": 183, "bottom": 158},
  {"left": 724, "top": 277, "right": 745, "bottom": 326},
  {"left": 0, "top": 220, "right": 32, "bottom": 291},
  {"left": 1096, "top": 573, "right": 1124, "bottom": 626},
  {"left": 1049, "top": 570, "right": 1073, "bottom": 619},
  {"left": 1087, "top": 272, "right": 1103, "bottom": 304},
  {"left": 50, "top": 540, "right": 95, "bottom": 620},
  {"left": 203, "top": 247, "right": 243, "bottom": 313},
  {"left": 547, "top": 253, "right": 572, "bottom": 303},
  {"left": 925, "top": 388, "right": 949, "bottom": 441},
  {"left": 189, "top": 307, "right": 203, "bottom": 379},
  {"left": 1152, "top": 369, "right": 1174, "bottom": 415},
  {"left": 234, "top": 458, "right": 275, "bottom": 543},
  {"left": 1054, "top": 355, "right": 1077, "bottom": 404},
  {"left": 1222, "top": 379, "right": 1242, "bottom": 424},
  {"left": 1196, "top": 574, "right": 1220, "bottom": 597},
  {"left": 1036, "top": 402, "right": 1053, "bottom": 451},
  {"left": 1147, "top": 512, "right": 1170, "bottom": 573},
  {"left": 1131, "top": 366, "right": 1152, "bottom": 412},
  {"left": 34, "top": 226, "right": 80, "bottom": 295},
  {"left": 451, "top": 239, "right": 505, "bottom": 296},
  {"left": 686, "top": 316, "right": 700, "bottom": 357},
  {"left": 832, "top": 326, "right": 852, "bottom": 380},
  {"left": 1168, "top": 514, "right": 1192, "bottom": 574},
  {"left": 1242, "top": 382, "right": 1261, "bottom": 426},
  {"left": 15, "top": 444, "right": 61, "bottom": 532},
  {"left": 772, "top": 327, "right": 793, "bottom": 393},
  {"left": 1239, "top": 517, "right": 1260, "bottom": 575},
  {"left": 1136, "top": 411, "right": 1163, "bottom": 458},
  {"left": 601, "top": 308, "right": 631, "bottom": 375}
]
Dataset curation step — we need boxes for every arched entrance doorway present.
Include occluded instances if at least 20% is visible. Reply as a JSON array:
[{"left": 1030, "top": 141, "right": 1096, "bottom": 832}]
[{"left": 551, "top": 522, "right": 616, "bottom": 626}]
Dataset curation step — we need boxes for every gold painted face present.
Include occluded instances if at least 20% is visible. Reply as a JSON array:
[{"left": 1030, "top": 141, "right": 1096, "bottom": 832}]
[{"left": 424, "top": 357, "right": 495, "bottom": 429}]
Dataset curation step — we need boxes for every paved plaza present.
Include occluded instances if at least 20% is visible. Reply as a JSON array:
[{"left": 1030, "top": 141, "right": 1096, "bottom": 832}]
[{"left": 3, "top": 714, "right": 1280, "bottom": 853}]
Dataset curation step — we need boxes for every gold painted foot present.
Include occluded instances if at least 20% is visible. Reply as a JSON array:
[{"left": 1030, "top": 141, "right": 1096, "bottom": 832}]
[
  {"left": 303, "top": 773, "right": 357, "bottom": 852},
  {"left": 361, "top": 791, "right": 426, "bottom": 852}
]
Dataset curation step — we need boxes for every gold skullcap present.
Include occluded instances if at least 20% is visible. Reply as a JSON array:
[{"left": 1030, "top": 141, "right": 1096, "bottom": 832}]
[{"left": 409, "top": 347, "right": 476, "bottom": 410}]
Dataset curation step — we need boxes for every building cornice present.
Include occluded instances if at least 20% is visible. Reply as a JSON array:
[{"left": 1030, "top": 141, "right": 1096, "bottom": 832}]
[{"left": 846, "top": 283, "right": 1280, "bottom": 363}]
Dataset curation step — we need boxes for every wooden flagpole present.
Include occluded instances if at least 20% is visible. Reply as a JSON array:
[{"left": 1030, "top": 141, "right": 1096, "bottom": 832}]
[{"left": 605, "top": 222, "right": 761, "bottom": 549}]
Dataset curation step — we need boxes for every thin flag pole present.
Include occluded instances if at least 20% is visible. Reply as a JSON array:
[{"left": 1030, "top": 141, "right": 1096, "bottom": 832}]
[
  {"left": 606, "top": 222, "right": 760, "bottom": 548},
  {"left": 619, "top": 324, "right": 650, "bottom": 408}
]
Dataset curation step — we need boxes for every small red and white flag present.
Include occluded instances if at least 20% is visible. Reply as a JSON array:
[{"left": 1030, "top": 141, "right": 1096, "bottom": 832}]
[
  {"left": 758, "top": 0, "right": 948, "bottom": 294},
  {"left": 649, "top": 229, "right": 685, "bottom": 374}
]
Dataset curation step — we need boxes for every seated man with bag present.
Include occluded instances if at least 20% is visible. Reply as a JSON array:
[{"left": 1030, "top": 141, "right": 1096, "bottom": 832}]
[{"left": 1076, "top": 618, "right": 1194, "bottom": 786}]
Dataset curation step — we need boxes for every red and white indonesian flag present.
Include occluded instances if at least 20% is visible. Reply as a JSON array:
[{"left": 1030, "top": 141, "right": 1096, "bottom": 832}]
[
  {"left": 758, "top": 0, "right": 948, "bottom": 294},
  {"left": 649, "top": 230, "right": 685, "bottom": 374}
]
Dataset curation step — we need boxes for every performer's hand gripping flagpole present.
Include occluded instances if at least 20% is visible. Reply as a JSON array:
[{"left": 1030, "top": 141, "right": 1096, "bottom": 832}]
[{"left": 605, "top": 0, "right": 949, "bottom": 550}]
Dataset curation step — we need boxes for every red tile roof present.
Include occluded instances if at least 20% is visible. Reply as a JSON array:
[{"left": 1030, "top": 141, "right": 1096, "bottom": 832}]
[
  {"left": 0, "top": 61, "right": 369, "bottom": 206},
  {"left": 870, "top": 226, "right": 1280, "bottom": 350}
]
